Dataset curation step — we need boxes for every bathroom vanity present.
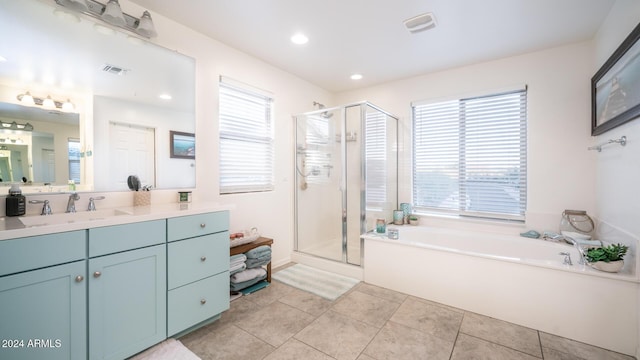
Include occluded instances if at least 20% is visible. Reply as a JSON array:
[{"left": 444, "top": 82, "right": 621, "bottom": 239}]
[{"left": 0, "top": 203, "right": 230, "bottom": 360}]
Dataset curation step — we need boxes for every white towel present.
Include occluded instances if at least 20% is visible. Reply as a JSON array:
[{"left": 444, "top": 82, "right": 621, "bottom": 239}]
[
  {"left": 230, "top": 254, "right": 247, "bottom": 266},
  {"left": 230, "top": 267, "right": 267, "bottom": 284},
  {"left": 230, "top": 262, "right": 246, "bottom": 275}
]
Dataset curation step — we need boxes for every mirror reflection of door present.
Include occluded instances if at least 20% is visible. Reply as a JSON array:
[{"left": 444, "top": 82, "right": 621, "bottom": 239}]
[
  {"left": 0, "top": 155, "right": 11, "bottom": 182},
  {"left": 109, "top": 122, "right": 155, "bottom": 190},
  {"left": 40, "top": 149, "right": 55, "bottom": 183}
]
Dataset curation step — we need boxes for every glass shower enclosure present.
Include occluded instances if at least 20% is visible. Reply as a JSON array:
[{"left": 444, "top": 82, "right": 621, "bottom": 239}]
[{"left": 294, "top": 102, "right": 398, "bottom": 266}]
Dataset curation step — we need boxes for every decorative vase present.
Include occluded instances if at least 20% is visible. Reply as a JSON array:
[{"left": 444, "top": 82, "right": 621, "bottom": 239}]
[{"left": 589, "top": 260, "right": 624, "bottom": 273}]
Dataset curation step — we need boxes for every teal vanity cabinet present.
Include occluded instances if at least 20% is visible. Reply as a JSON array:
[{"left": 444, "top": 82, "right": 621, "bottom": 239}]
[
  {"left": 167, "top": 211, "right": 230, "bottom": 336},
  {"left": 0, "top": 231, "right": 87, "bottom": 360},
  {"left": 88, "top": 220, "right": 166, "bottom": 360}
]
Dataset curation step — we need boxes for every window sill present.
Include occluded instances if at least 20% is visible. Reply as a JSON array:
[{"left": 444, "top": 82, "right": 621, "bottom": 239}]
[{"left": 412, "top": 211, "right": 527, "bottom": 236}]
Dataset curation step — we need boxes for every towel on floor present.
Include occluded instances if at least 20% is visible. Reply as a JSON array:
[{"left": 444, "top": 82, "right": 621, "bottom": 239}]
[
  {"left": 230, "top": 254, "right": 247, "bottom": 266},
  {"left": 230, "top": 262, "right": 246, "bottom": 275},
  {"left": 245, "top": 254, "right": 271, "bottom": 269},
  {"left": 231, "top": 267, "right": 267, "bottom": 284},
  {"left": 230, "top": 273, "right": 267, "bottom": 291},
  {"left": 245, "top": 245, "right": 271, "bottom": 259}
]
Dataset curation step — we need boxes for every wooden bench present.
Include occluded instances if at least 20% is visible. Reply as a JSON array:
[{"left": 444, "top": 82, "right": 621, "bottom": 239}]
[{"left": 230, "top": 237, "right": 273, "bottom": 282}]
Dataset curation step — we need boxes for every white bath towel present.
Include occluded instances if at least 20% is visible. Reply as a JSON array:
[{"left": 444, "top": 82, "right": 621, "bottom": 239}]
[
  {"left": 230, "top": 267, "right": 267, "bottom": 284},
  {"left": 230, "top": 262, "right": 246, "bottom": 275},
  {"left": 230, "top": 254, "right": 247, "bottom": 266}
]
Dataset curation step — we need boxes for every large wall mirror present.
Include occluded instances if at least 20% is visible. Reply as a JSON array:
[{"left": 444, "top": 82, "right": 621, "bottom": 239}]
[{"left": 0, "top": 0, "right": 195, "bottom": 194}]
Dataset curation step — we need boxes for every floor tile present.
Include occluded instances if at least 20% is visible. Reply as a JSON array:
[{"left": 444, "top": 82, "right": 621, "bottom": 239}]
[
  {"left": 295, "top": 310, "right": 380, "bottom": 360},
  {"left": 460, "top": 312, "right": 542, "bottom": 357},
  {"left": 540, "top": 332, "right": 635, "bottom": 360},
  {"left": 278, "top": 287, "right": 333, "bottom": 316},
  {"left": 180, "top": 323, "right": 274, "bottom": 360},
  {"left": 263, "top": 338, "right": 335, "bottom": 360},
  {"left": 355, "top": 283, "right": 408, "bottom": 304},
  {"left": 331, "top": 290, "right": 401, "bottom": 328},
  {"left": 363, "top": 321, "right": 454, "bottom": 360},
  {"left": 242, "top": 280, "right": 295, "bottom": 307},
  {"left": 389, "top": 296, "right": 463, "bottom": 342},
  {"left": 216, "top": 296, "right": 261, "bottom": 326},
  {"left": 235, "top": 300, "right": 315, "bottom": 347},
  {"left": 451, "top": 333, "right": 541, "bottom": 360},
  {"left": 356, "top": 355, "right": 376, "bottom": 360},
  {"left": 542, "top": 346, "right": 584, "bottom": 360}
]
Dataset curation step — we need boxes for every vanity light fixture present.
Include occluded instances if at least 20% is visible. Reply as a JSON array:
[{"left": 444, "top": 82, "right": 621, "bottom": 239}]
[
  {"left": 54, "top": 0, "right": 158, "bottom": 38},
  {"left": 17, "top": 92, "right": 76, "bottom": 112},
  {"left": 0, "top": 121, "right": 34, "bottom": 132}
]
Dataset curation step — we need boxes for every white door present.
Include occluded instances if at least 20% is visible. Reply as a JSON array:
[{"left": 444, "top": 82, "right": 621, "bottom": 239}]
[
  {"left": 109, "top": 123, "right": 155, "bottom": 190},
  {"left": 41, "top": 148, "right": 55, "bottom": 183}
]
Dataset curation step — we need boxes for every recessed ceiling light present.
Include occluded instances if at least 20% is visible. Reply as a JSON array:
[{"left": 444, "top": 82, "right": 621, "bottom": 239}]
[
  {"left": 290, "top": 33, "right": 309, "bottom": 45},
  {"left": 350, "top": 74, "right": 363, "bottom": 80},
  {"left": 159, "top": 93, "right": 172, "bottom": 100}
]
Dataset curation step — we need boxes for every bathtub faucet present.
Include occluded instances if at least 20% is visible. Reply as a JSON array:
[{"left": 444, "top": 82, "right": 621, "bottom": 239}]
[{"left": 563, "top": 236, "right": 586, "bottom": 265}]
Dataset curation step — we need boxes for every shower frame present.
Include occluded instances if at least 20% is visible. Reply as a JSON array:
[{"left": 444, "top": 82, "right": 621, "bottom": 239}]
[{"left": 293, "top": 101, "right": 399, "bottom": 266}]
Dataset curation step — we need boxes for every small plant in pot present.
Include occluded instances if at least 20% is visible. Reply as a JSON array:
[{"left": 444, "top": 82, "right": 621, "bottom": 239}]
[
  {"left": 409, "top": 215, "right": 419, "bottom": 225},
  {"left": 585, "top": 243, "right": 628, "bottom": 273}
]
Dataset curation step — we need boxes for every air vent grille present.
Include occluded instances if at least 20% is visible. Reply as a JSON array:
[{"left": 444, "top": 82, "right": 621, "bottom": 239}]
[
  {"left": 404, "top": 12, "right": 437, "bottom": 34},
  {"left": 102, "top": 64, "right": 129, "bottom": 75}
]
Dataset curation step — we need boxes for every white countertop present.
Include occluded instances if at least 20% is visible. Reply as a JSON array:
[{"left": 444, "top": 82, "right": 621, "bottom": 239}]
[{"left": 0, "top": 202, "right": 232, "bottom": 241}]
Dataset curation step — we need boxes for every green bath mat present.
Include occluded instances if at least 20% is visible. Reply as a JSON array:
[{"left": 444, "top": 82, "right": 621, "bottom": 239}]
[{"left": 272, "top": 264, "right": 360, "bottom": 300}]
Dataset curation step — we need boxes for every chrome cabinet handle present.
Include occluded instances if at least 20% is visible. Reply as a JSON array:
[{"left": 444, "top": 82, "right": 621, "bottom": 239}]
[
  {"left": 93, "top": 271, "right": 102, "bottom": 278},
  {"left": 75, "top": 275, "right": 84, "bottom": 282},
  {"left": 200, "top": 223, "right": 206, "bottom": 228},
  {"left": 201, "top": 256, "right": 206, "bottom": 262},
  {"left": 200, "top": 299, "right": 206, "bottom": 305}
]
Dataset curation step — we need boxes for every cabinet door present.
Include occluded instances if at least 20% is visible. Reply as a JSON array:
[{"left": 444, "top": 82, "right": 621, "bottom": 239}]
[
  {"left": 89, "top": 245, "right": 166, "bottom": 360},
  {"left": 0, "top": 261, "right": 86, "bottom": 360}
]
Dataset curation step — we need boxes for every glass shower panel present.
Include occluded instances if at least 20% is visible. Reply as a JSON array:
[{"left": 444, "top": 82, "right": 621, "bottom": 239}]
[
  {"left": 364, "top": 105, "right": 398, "bottom": 233},
  {"left": 344, "top": 105, "right": 362, "bottom": 265},
  {"left": 295, "top": 109, "right": 343, "bottom": 262}
]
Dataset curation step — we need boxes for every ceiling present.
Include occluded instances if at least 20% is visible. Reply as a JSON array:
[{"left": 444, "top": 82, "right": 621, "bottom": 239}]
[{"left": 129, "top": 0, "right": 616, "bottom": 92}]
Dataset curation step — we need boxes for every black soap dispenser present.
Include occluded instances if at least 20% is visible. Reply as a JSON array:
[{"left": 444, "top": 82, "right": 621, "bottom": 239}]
[{"left": 6, "top": 184, "right": 26, "bottom": 216}]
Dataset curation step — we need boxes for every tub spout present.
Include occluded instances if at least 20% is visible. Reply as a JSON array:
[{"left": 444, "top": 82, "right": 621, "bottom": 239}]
[{"left": 563, "top": 236, "right": 586, "bottom": 265}]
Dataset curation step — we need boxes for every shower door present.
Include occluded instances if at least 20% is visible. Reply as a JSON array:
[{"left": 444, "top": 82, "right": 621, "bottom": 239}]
[{"left": 294, "top": 102, "right": 397, "bottom": 266}]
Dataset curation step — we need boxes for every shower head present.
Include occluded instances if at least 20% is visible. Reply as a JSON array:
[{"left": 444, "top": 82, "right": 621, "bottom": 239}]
[{"left": 313, "top": 101, "right": 333, "bottom": 118}]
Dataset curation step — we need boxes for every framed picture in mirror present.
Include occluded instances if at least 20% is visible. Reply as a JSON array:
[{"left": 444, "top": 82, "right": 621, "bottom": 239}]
[
  {"left": 170, "top": 131, "right": 195, "bottom": 159},
  {"left": 592, "top": 21, "right": 640, "bottom": 135}
]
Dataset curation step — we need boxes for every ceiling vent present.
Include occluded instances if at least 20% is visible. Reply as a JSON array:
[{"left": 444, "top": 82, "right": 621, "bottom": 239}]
[
  {"left": 101, "top": 64, "right": 129, "bottom": 75},
  {"left": 404, "top": 12, "right": 437, "bottom": 34}
]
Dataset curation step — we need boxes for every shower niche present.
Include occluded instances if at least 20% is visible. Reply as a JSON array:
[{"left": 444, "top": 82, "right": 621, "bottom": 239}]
[{"left": 294, "top": 102, "right": 398, "bottom": 266}]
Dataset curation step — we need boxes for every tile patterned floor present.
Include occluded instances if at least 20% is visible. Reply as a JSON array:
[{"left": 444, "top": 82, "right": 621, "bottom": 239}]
[{"left": 180, "top": 266, "right": 635, "bottom": 360}]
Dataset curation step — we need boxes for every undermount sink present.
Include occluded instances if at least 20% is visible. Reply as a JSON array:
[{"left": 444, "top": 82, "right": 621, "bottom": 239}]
[{"left": 19, "top": 209, "right": 132, "bottom": 227}]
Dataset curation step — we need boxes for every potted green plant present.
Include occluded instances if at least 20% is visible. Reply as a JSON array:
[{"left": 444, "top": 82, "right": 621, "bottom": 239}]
[
  {"left": 409, "top": 215, "right": 419, "bottom": 225},
  {"left": 585, "top": 243, "right": 628, "bottom": 273}
]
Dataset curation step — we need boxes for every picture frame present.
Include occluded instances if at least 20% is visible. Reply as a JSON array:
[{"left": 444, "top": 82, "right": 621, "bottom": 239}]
[
  {"left": 170, "top": 131, "right": 195, "bottom": 159},
  {"left": 592, "top": 21, "right": 640, "bottom": 135}
]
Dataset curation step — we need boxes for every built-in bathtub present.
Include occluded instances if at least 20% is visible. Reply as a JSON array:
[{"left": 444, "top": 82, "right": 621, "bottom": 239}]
[{"left": 362, "top": 225, "right": 639, "bottom": 356}]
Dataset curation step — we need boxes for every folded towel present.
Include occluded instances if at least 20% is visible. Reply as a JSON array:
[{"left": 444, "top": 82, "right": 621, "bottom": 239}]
[
  {"left": 577, "top": 239, "right": 603, "bottom": 247},
  {"left": 246, "top": 255, "right": 271, "bottom": 269},
  {"left": 245, "top": 245, "right": 271, "bottom": 259},
  {"left": 231, "top": 267, "right": 267, "bottom": 284},
  {"left": 230, "top": 273, "right": 267, "bottom": 291},
  {"left": 230, "top": 254, "right": 247, "bottom": 264},
  {"left": 230, "top": 262, "right": 246, "bottom": 275}
]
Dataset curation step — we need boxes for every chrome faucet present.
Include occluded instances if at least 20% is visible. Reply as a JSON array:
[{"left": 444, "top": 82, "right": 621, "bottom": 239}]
[
  {"left": 66, "top": 193, "right": 80, "bottom": 213},
  {"left": 563, "top": 236, "right": 586, "bottom": 264},
  {"left": 87, "top": 196, "right": 105, "bottom": 211},
  {"left": 29, "top": 199, "right": 52, "bottom": 215}
]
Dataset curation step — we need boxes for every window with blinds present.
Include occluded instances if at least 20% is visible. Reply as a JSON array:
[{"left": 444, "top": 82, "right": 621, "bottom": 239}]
[
  {"left": 412, "top": 88, "right": 527, "bottom": 221},
  {"left": 219, "top": 79, "right": 274, "bottom": 194},
  {"left": 365, "top": 110, "right": 387, "bottom": 209}
]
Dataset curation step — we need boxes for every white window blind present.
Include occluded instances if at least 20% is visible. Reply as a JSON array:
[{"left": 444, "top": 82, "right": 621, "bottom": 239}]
[
  {"left": 412, "top": 88, "right": 527, "bottom": 221},
  {"left": 219, "top": 79, "right": 274, "bottom": 194},
  {"left": 365, "top": 111, "right": 387, "bottom": 209}
]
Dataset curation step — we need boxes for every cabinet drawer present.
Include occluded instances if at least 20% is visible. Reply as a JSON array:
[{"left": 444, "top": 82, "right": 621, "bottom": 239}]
[
  {"left": 0, "top": 231, "right": 85, "bottom": 276},
  {"left": 167, "top": 274, "right": 229, "bottom": 336},
  {"left": 168, "top": 232, "right": 230, "bottom": 289},
  {"left": 89, "top": 219, "right": 166, "bottom": 257},
  {"left": 167, "top": 211, "right": 229, "bottom": 242}
]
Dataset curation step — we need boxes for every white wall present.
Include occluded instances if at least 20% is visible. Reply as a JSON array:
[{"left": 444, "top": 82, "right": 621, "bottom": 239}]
[
  {"left": 592, "top": 1, "right": 640, "bottom": 358},
  {"left": 335, "top": 41, "right": 596, "bottom": 233},
  {"left": 118, "top": 0, "right": 334, "bottom": 268}
]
